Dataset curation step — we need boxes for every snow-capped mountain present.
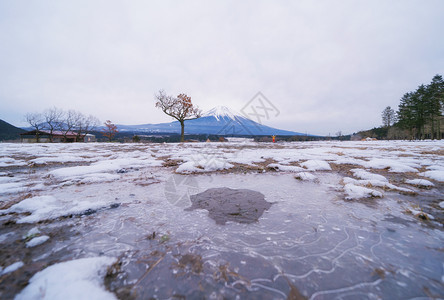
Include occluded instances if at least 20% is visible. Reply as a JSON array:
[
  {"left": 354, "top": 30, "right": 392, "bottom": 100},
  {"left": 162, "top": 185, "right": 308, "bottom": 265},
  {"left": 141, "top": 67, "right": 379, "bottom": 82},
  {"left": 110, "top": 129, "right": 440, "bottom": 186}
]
[
  {"left": 117, "top": 106, "right": 305, "bottom": 136},
  {"left": 202, "top": 106, "right": 240, "bottom": 121}
]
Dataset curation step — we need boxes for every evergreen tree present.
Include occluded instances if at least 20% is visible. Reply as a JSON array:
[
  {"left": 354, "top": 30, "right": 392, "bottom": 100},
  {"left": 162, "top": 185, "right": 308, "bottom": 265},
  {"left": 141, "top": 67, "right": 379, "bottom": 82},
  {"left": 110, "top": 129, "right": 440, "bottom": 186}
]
[
  {"left": 413, "top": 84, "right": 427, "bottom": 138},
  {"left": 396, "top": 75, "right": 444, "bottom": 139},
  {"left": 381, "top": 106, "right": 395, "bottom": 128},
  {"left": 397, "top": 92, "right": 415, "bottom": 137},
  {"left": 426, "top": 74, "right": 444, "bottom": 139}
]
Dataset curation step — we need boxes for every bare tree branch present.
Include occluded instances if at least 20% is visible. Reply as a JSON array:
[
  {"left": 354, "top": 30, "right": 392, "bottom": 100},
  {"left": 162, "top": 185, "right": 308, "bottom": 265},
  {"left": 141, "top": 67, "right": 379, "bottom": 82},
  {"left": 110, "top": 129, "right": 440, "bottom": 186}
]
[
  {"left": 43, "top": 107, "right": 64, "bottom": 142},
  {"left": 25, "top": 112, "right": 44, "bottom": 142},
  {"left": 155, "top": 90, "right": 201, "bottom": 142}
]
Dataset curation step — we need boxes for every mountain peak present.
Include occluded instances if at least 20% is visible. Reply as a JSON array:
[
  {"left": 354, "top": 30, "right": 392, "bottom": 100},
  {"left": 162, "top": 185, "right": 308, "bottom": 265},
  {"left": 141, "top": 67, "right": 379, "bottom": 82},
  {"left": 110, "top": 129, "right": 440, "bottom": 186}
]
[
  {"left": 117, "top": 105, "right": 305, "bottom": 136},
  {"left": 203, "top": 106, "right": 242, "bottom": 121}
]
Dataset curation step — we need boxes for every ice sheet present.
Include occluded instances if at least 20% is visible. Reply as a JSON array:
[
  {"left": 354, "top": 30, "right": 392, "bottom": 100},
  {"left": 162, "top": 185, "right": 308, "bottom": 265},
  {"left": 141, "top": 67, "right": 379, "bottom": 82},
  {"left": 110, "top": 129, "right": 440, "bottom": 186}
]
[{"left": 0, "top": 140, "right": 442, "bottom": 299}]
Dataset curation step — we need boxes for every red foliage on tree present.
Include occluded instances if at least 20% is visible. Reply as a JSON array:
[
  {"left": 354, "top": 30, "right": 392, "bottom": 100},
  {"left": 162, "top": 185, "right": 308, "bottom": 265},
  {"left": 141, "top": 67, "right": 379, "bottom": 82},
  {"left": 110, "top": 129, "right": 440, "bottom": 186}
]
[
  {"left": 155, "top": 90, "right": 201, "bottom": 142},
  {"left": 102, "top": 120, "right": 118, "bottom": 142}
]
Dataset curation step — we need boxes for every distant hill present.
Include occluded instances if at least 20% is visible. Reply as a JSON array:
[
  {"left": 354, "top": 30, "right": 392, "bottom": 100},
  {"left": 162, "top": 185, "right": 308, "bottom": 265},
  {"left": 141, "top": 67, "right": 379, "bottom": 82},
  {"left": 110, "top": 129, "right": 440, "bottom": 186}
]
[
  {"left": 117, "top": 106, "right": 309, "bottom": 136},
  {"left": 0, "top": 119, "right": 26, "bottom": 141}
]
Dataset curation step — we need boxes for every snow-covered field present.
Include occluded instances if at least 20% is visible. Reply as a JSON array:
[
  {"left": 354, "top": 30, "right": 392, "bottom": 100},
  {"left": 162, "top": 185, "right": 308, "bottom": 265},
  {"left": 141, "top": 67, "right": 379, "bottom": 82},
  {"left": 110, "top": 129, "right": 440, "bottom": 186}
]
[{"left": 0, "top": 140, "right": 443, "bottom": 299}]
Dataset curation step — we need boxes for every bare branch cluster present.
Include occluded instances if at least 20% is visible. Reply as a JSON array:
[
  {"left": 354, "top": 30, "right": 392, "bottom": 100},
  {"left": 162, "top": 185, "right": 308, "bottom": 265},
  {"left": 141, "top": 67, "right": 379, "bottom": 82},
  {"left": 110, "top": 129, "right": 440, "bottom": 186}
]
[
  {"left": 155, "top": 90, "right": 201, "bottom": 142},
  {"left": 25, "top": 108, "right": 100, "bottom": 142},
  {"left": 155, "top": 90, "right": 201, "bottom": 121}
]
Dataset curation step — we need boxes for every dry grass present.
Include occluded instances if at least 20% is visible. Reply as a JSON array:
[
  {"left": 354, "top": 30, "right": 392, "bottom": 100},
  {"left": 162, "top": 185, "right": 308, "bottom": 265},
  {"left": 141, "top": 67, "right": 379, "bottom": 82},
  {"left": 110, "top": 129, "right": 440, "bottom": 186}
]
[
  {"left": 420, "top": 149, "right": 444, "bottom": 156},
  {"left": 0, "top": 193, "right": 34, "bottom": 210},
  {"left": 162, "top": 159, "right": 183, "bottom": 167},
  {"left": 330, "top": 163, "right": 357, "bottom": 174}
]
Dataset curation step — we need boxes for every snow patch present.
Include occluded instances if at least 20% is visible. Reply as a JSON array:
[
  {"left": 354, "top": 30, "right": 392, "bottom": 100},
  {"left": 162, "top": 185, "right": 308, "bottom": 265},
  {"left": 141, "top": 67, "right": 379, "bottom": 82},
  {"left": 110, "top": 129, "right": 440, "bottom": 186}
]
[
  {"left": 0, "top": 176, "right": 20, "bottom": 184},
  {"left": 30, "top": 155, "right": 92, "bottom": 165},
  {"left": 350, "top": 168, "right": 388, "bottom": 182},
  {"left": 48, "top": 157, "right": 162, "bottom": 182},
  {"left": 294, "top": 172, "right": 317, "bottom": 181},
  {"left": 405, "top": 179, "right": 434, "bottom": 187},
  {"left": 176, "top": 157, "right": 233, "bottom": 173},
  {"left": 175, "top": 161, "right": 202, "bottom": 173},
  {"left": 227, "top": 151, "right": 265, "bottom": 165},
  {"left": 0, "top": 195, "right": 111, "bottom": 223},
  {"left": 79, "top": 173, "right": 121, "bottom": 184},
  {"left": 0, "top": 182, "right": 26, "bottom": 195},
  {"left": 24, "top": 227, "right": 41, "bottom": 239},
  {"left": 15, "top": 257, "right": 117, "bottom": 300},
  {"left": 1, "top": 261, "right": 24, "bottom": 276},
  {"left": 267, "top": 163, "right": 304, "bottom": 172},
  {"left": 26, "top": 235, "right": 50, "bottom": 248},
  {"left": 0, "top": 157, "right": 27, "bottom": 167},
  {"left": 419, "top": 170, "right": 444, "bottom": 182},
  {"left": 364, "top": 159, "right": 418, "bottom": 173},
  {"left": 410, "top": 209, "right": 435, "bottom": 220},
  {"left": 343, "top": 177, "right": 413, "bottom": 194},
  {"left": 344, "top": 183, "right": 383, "bottom": 200},
  {"left": 300, "top": 160, "right": 331, "bottom": 171}
]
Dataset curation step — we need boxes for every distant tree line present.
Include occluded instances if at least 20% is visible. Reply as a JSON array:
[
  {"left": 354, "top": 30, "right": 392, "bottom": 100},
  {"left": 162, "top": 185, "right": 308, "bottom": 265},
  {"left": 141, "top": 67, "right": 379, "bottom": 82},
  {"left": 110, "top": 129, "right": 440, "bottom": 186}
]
[
  {"left": 369, "top": 74, "right": 444, "bottom": 140},
  {"left": 395, "top": 74, "right": 444, "bottom": 139},
  {"left": 103, "top": 132, "right": 226, "bottom": 143},
  {"left": 25, "top": 107, "right": 100, "bottom": 142}
]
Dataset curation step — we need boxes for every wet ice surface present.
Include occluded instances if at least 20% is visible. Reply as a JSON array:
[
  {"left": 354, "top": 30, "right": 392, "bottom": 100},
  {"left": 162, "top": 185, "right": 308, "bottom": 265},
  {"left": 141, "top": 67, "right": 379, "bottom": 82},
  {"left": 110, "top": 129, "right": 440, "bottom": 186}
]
[
  {"left": 80, "top": 174, "right": 443, "bottom": 299},
  {"left": 186, "top": 187, "right": 272, "bottom": 224},
  {"left": 0, "top": 141, "right": 443, "bottom": 299}
]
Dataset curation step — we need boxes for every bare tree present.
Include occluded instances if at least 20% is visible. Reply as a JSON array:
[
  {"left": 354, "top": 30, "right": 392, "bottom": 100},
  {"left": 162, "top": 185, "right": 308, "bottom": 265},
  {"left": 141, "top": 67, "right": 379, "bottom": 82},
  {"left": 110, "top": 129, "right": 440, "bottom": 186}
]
[
  {"left": 61, "top": 110, "right": 82, "bottom": 142},
  {"left": 25, "top": 108, "right": 101, "bottom": 143},
  {"left": 75, "top": 114, "right": 100, "bottom": 141},
  {"left": 43, "top": 107, "right": 64, "bottom": 142},
  {"left": 155, "top": 90, "right": 201, "bottom": 142},
  {"left": 25, "top": 112, "right": 44, "bottom": 142}
]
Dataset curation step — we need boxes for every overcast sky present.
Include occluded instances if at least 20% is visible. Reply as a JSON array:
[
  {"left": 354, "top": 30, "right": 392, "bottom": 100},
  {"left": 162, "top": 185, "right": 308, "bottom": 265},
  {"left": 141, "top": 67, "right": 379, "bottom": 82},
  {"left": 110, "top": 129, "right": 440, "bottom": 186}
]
[{"left": 1, "top": 0, "right": 443, "bottom": 135}]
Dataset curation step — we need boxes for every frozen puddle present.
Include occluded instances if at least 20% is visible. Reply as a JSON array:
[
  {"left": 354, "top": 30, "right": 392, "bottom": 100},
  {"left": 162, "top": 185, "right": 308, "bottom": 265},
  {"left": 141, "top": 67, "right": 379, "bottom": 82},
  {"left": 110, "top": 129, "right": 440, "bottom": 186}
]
[
  {"left": 186, "top": 187, "right": 272, "bottom": 224},
  {"left": 56, "top": 173, "right": 442, "bottom": 299}
]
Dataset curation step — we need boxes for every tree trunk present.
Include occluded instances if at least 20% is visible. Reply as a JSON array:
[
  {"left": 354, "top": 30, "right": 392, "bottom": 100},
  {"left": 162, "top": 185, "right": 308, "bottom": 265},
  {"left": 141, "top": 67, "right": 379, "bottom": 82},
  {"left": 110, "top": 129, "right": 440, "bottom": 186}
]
[
  {"left": 180, "top": 120, "right": 185, "bottom": 142},
  {"left": 433, "top": 117, "right": 436, "bottom": 139}
]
